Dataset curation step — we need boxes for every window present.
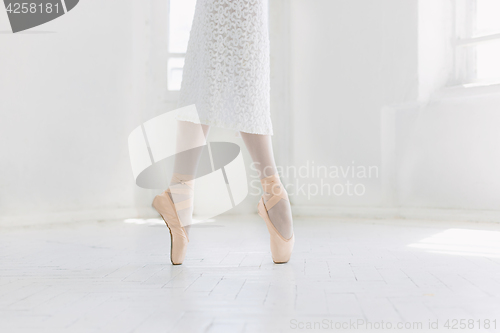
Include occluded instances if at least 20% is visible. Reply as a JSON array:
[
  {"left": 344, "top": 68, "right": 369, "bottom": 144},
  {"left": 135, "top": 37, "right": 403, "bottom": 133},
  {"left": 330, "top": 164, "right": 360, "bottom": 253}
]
[
  {"left": 167, "top": 0, "right": 197, "bottom": 91},
  {"left": 454, "top": 0, "right": 500, "bottom": 85}
]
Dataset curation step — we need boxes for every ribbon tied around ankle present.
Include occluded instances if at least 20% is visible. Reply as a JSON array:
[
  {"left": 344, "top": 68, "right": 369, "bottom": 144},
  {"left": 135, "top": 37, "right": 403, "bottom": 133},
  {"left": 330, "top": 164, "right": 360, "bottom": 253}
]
[{"left": 261, "top": 174, "right": 289, "bottom": 211}]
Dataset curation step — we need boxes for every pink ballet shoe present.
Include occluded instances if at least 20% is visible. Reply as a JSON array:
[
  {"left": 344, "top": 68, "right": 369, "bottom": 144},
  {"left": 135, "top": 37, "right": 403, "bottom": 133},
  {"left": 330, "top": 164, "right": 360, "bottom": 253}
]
[
  {"left": 152, "top": 174, "right": 194, "bottom": 265},
  {"left": 257, "top": 173, "right": 294, "bottom": 264}
]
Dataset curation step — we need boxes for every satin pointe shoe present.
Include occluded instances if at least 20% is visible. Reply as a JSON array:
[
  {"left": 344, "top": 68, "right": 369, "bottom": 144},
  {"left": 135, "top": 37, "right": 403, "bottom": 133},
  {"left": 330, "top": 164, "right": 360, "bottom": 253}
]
[
  {"left": 257, "top": 173, "right": 295, "bottom": 264},
  {"left": 152, "top": 173, "right": 194, "bottom": 265}
]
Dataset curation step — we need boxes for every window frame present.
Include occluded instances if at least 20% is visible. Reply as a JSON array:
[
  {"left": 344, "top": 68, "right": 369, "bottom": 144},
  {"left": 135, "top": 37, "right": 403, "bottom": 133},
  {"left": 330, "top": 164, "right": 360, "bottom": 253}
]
[
  {"left": 453, "top": 0, "right": 500, "bottom": 86},
  {"left": 165, "top": 0, "right": 190, "bottom": 100}
]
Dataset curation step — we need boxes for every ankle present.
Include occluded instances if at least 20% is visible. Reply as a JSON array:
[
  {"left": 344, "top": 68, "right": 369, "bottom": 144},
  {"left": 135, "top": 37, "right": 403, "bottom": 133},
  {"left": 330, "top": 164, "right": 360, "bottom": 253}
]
[
  {"left": 260, "top": 173, "right": 287, "bottom": 197},
  {"left": 169, "top": 173, "right": 195, "bottom": 190},
  {"left": 171, "top": 173, "right": 195, "bottom": 185}
]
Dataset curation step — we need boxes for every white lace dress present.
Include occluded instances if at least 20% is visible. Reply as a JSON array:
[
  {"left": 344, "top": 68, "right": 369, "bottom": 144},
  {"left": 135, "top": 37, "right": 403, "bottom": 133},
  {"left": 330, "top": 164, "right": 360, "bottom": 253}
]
[{"left": 176, "top": 0, "right": 273, "bottom": 135}]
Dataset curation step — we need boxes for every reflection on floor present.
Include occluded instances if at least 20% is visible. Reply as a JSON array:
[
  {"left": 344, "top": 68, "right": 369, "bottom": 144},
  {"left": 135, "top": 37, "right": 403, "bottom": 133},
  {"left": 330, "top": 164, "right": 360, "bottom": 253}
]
[{"left": 1, "top": 215, "right": 499, "bottom": 333}]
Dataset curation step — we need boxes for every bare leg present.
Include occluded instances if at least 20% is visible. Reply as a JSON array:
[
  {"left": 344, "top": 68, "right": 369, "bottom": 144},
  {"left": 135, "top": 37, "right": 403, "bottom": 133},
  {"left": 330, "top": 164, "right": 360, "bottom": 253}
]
[
  {"left": 240, "top": 132, "right": 293, "bottom": 239},
  {"left": 169, "top": 120, "right": 210, "bottom": 237}
]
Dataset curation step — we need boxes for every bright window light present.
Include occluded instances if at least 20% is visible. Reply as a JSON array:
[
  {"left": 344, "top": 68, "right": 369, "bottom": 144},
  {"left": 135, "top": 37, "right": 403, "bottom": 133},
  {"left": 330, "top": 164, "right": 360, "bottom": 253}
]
[
  {"left": 476, "top": 40, "right": 500, "bottom": 81},
  {"left": 475, "top": 0, "right": 500, "bottom": 36},
  {"left": 167, "top": 57, "right": 185, "bottom": 91},
  {"left": 455, "top": 0, "right": 500, "bottom": 84},
  {"left": 408, "top": 228, "right": 500, "bottom": 258},
  {"left": 167, "top": 0, "right": 196, "bottom": 91},
  {"left": 168, "top": 0, "right": 196, "bottom": 53}
]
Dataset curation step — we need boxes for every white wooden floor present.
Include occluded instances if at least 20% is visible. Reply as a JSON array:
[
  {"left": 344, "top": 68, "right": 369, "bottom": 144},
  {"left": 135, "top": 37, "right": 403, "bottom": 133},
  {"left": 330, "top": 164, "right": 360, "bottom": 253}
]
[{"left": 1, "top": 215, "right": 500, "bottom": 333}]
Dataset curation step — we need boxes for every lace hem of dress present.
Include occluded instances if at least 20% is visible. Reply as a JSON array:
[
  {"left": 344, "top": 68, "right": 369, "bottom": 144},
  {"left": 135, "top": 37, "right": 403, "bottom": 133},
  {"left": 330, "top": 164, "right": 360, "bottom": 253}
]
[{"left": 175, "top": 114, "right": 273, "bottom": 136}]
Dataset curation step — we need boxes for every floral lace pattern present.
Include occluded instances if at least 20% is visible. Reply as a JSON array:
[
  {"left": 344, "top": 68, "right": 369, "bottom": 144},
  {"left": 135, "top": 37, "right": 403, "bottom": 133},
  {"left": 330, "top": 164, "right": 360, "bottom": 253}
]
[{"left": 176, "top": 0, "right": 273, "bottom": 135}]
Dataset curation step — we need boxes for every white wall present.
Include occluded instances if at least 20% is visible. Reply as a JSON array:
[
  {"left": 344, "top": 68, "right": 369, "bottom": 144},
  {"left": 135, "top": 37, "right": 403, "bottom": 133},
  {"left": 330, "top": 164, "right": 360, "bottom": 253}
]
[
  {"left": 0, "top": 0, "right": 263, "bottom": 226},
  {"left": 2, "top": 0, "right": 499, "bottom": 226},
  {"left": 288, "top": 0, "right": 418, "bottom": 207},
  {"left": 395, "top": 87, "right": 500, "bottom": 212},
  {"left": 286, "top": 0, "right": 500, "bottom": 221},
  {"left": 393, "top": 1, "right": 500, "bottom": 215},
  {"left": 0, "top": 0, "right": 161, "bottom": 225}
]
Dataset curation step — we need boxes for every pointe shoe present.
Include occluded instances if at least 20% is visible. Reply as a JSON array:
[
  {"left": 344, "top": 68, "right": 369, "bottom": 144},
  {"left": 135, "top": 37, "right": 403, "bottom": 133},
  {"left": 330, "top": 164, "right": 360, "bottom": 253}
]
[
  {"left": 257, "top": 173, "right": 294, "bottom": 264},
  {"left": 152, "top": 174, "right": 194, "bottom": 265}
]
